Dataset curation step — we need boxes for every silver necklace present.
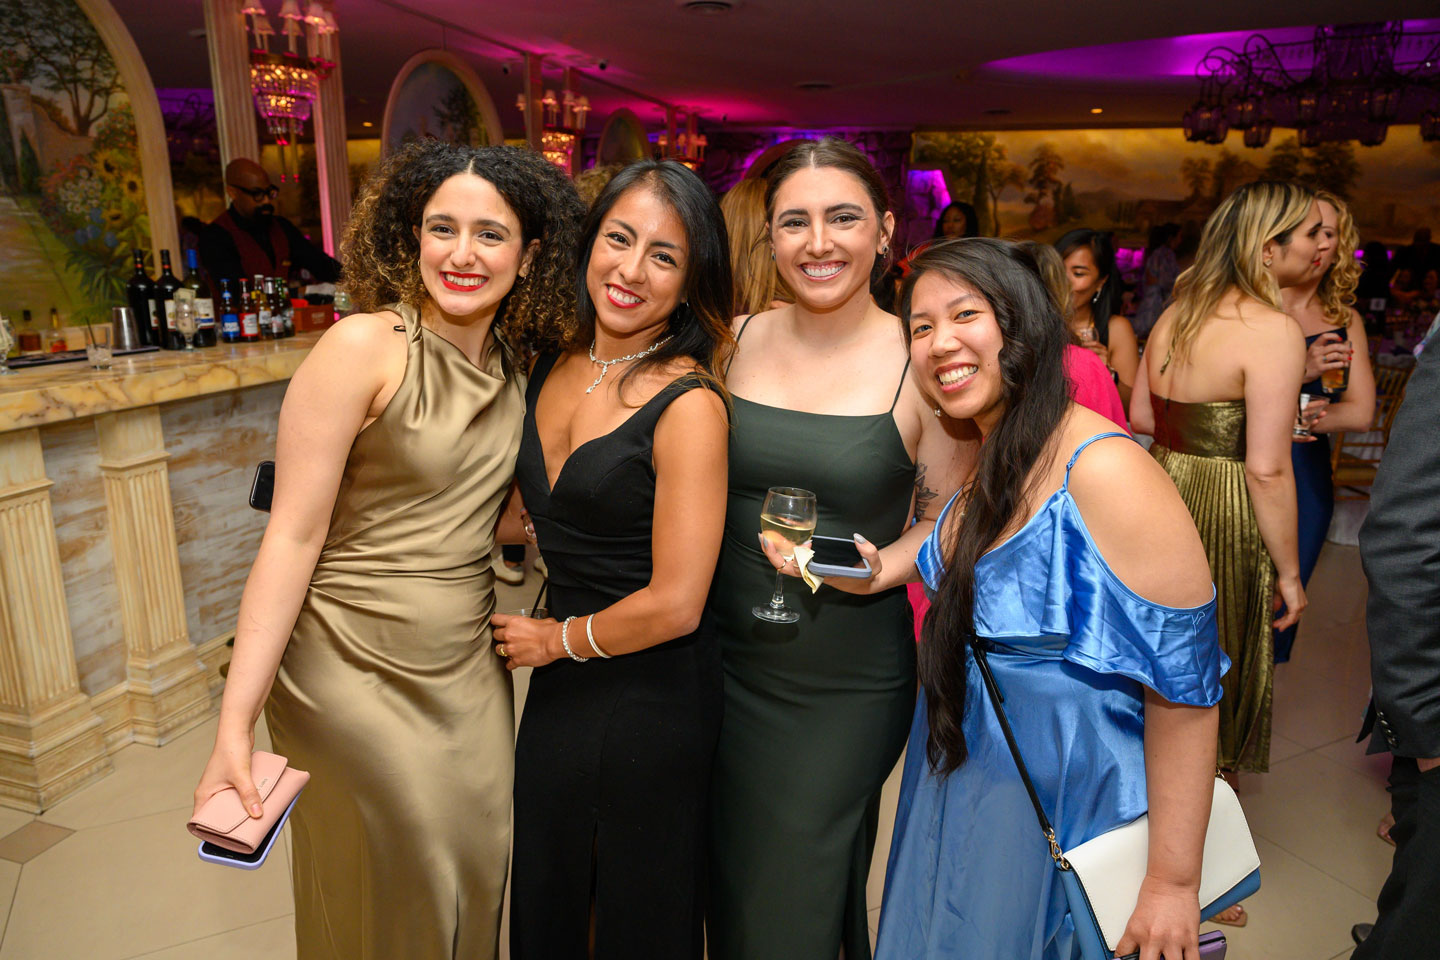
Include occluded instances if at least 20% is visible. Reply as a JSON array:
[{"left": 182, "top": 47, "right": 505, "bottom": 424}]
[{"left": 586, "top": 336, "right": 671, "bottom": 394}]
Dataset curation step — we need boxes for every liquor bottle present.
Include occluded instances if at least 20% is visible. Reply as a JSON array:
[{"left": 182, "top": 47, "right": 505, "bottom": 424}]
[
  {"left": 154, "top": 251, "right": 182, "bottom": 349},
  {"left": 46, "top": 306, "right": 67, "bottom": 353},
  {"left": 16, "top": 310, "right": 41, "bottom": 354},
  {"left": 184, "top": 249, "right": 216, "bottom": 347},
  {"left": 125, "top": 249, "right": 157, "bottom": 346},
  {"left": 238, "top": 278, "right": 260, "bottom": 342},
  {"left": 273, "top": 276, "right": 294, "bottom": 337},
  {"left": 218, "top": 280, "right": 241, "bottom": 343},
  {"left": 253, "top": 275, "right": 274, "bottom": 340}
]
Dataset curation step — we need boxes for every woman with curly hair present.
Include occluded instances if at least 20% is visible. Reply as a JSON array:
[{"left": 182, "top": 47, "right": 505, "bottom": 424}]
[
  {"left": 192, "top": 139, "right": 584, "bottom": 960},
  {"left": 492, "top": 159, "right": 733, "bottom": 958},
  {"left": 1273, "top": 189, "right": 1376, "bottom": 663}
]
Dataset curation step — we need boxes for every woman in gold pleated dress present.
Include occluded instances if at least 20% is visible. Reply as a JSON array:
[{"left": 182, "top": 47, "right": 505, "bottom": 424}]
[
  {"left": 192, "top": 140, "right": 583, "bottom": 959},
  {"left": 1131, "top": 180, "right": 1319, "bottom": 834}
]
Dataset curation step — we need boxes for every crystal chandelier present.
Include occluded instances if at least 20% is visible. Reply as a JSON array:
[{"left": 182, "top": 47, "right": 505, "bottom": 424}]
[
  {"left": 517, "top": 85, "right": 591, "bottom": 171},
  {"left": 244, "top": 0, "right": 337, "bottom": 178},
  {"left": 1184, "top": 21, "right": 1440, "bottom": 148}
]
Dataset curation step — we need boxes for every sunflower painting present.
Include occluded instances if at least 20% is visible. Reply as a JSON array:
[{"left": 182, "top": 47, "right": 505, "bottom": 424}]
[{"left": 0, "top": 0, "right": 150, "bottom": 322}]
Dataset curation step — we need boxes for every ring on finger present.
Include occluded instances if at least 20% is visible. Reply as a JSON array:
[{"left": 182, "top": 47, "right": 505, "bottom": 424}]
[{"left": 496, "top": 643, "right": 509, "bottom": 658}]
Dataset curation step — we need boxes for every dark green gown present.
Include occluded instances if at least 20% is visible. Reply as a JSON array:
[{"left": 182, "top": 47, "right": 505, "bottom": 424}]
[{"left": 708, "top": 347, "right": 917, "bottom": 960}]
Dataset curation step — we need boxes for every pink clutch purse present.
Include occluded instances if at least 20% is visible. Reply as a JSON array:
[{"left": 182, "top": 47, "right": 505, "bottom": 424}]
[{"left": 187, "top": 751, "right": 310, "bottom": 854}]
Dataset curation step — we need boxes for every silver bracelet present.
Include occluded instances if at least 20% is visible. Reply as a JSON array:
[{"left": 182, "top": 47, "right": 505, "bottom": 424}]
[
  {"left": 560, "top": 616, "right": 587, "bottom": 662},
  {"left": 586, "top": 614, "right": 612, "bottom": 658}
]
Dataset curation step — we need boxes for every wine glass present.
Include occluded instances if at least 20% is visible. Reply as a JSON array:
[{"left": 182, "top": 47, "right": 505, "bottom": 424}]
[
  {"left": 175, "top": 298, "right": 197, "bottom": 351},
  {"left": 752, "top": 486, "right": 817, "bottom": 624}
]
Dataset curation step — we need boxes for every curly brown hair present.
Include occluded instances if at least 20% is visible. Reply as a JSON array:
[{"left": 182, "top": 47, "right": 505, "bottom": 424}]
[
  {"left": 1315, "top": 189, "right": 1360, "bottom": 327},
  {"left": 341, "top": 139, "right": 585, "bottom": 347}
]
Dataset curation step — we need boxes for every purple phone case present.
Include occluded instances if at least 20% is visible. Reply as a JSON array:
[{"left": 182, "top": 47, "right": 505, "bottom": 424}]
[
  {"left": 1118, "top": 930, "right": 1224, "bottom": 960},
  {"left": 195, "top": 793, "right": 298, "bottom": 870}
]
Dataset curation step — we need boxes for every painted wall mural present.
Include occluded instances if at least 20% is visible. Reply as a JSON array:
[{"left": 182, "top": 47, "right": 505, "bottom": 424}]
[
  {"left": 382, "top": 52, "right": 502, "bottom": 157},
  {"left": 1, "top": 0, "right": 149, "bottom": 320},
  {"left": 912, "top": 127, "right": 1440, "bottom": 247}
]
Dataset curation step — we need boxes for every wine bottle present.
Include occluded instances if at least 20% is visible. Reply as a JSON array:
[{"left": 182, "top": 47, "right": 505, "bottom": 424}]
[
  {"left": 218, "top": 280, "right": 241, "bottom": 343},
  {"left": 238, "top": 278, "right": 260, "bottom": 342},
  {"left": 255, "top": 274, "right": 274, "bottom": 340},
  {"left": 125, "top": 249, "right": 156, "bottom": 346},
  {"left": 263, "top": 277, "right": 283, "bottom": 339},
  {"left": 184, "top": 249, "right": 216, "bottom": 347},
  {"left": 155, "top": 251, "right": 182, "bottom": 349}
]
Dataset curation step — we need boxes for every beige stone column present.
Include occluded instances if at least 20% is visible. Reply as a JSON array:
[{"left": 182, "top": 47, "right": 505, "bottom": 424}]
[
  {"left": 523, "top": 53, "right": 545, "bottom": 152},
  {"left": 95, "top": 409, "right": 210, "bottom": 746},
  {"left": 0, "top": 430, "right": 110, "bottom": 812},
  {"left": 312, "top": 1, "right": 350, "bottom": 257},
  {"left": 203, "top": 0, "right": 261, "bottom": 167}
]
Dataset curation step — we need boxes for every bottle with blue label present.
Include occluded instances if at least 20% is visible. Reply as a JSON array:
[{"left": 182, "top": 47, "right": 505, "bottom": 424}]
[{"left": 219, "top": 280, "right": 241, "bottom": 343}]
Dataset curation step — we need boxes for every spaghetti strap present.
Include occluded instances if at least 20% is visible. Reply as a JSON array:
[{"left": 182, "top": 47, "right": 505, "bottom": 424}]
[
  {"left": 1062, "top": 431, "right": 1134, "bottom": 489},
  {"left": 889, "top": 357, "right": 911, "bottom": 413},
  {"left": 725, "top": 314, "right": 757, "bottom": 377}
]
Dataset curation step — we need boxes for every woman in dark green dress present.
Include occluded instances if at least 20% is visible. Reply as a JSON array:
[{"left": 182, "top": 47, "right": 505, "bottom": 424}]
[{"left": 709, "top": 138, "right": 974, "bottom": 960}]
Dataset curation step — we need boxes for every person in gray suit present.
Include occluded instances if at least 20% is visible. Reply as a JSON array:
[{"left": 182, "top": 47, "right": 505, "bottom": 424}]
[{"left": 1353, "top": 337, "right": 1440, "bottom": 959}]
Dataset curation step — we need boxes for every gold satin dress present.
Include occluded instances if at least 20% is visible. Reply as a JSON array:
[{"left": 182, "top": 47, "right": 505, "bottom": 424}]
[
  {"left": 1149, "top": 396, "right": 1274, "bottom": 773},
  {"left": 265, "top": 303, "right": 522, "bottom": 959}
]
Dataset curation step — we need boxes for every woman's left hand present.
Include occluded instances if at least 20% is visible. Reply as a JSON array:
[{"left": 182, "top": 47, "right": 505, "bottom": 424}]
[
  {"left": 1083, "top": 340, "right": 1112, "bottom": 367},
  {"left": 1113, "top": 876, "right": 1201, "bottom": 960},
  {"left": 490, "top": 613, "right": 562, "bottom": 671}
]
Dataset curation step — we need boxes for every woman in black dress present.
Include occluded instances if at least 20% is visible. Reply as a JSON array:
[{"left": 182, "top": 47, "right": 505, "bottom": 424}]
[{"left": 492, "top": 160, "right": 734, "bottom": 959}]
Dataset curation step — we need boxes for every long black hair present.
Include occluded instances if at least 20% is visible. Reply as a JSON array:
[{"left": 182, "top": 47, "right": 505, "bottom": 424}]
[
  {"left": 573, "top": 159, "right": 735, "bottom": 402},
  {"left": 897, "top": 238, "right": 1072, "bottom": 775},
  {"left": 933, "top": 200, "right": 980, "bottom": 239},
  {"left": 1055, "top": 227, "right": 1121, "bottom": 347}
]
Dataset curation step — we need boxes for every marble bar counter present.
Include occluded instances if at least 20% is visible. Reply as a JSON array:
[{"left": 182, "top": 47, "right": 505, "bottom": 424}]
[{"left": 0, "top": 334, "right": 321, "bottom": 811}]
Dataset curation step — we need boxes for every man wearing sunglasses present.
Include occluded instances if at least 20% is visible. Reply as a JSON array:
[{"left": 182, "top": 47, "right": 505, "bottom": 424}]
[{"left": 198, "top": 158, "right": 341, "bottom": 294}]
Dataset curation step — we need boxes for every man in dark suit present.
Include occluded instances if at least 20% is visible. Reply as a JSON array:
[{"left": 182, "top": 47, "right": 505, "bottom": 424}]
[
  {"left": 197, "top": 158, "right": 341, "bottom": 294},
  {"left": 1353, "top": 340, "right": 1440, "bottom": 959}
]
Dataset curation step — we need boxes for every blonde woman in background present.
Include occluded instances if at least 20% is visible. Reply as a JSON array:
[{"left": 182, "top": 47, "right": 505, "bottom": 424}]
[
  {"left": 1273, "top": 190, "right": 1375, "bottom": 664},
  {"left": 720, "top": 176, "right": 793, "bottom": 315},
  {"left": 1131, "top": 183, "right": 1320, "bottom": 849}
]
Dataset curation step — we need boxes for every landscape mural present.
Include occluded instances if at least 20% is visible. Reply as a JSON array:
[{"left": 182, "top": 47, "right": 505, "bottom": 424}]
[
  {"left": 911, "top": 127, "right": 1440, "bottom": 248},
  {"left": 1, "top": 0, "right": 149, "bottom": 321}
]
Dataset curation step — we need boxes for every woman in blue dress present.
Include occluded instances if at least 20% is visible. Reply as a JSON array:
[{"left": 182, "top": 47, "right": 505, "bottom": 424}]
[{"left": 786, "top": 238, "right": 1230, "bottom": 959}]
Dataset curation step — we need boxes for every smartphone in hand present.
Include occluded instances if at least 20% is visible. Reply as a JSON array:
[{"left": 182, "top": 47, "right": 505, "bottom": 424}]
[{"left": 806, "top": 534, "right": 873, "bottom": 579}]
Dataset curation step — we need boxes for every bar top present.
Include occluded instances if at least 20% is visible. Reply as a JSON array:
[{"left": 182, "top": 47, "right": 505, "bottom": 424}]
[{"left": 0, "top": 334, "right": 322, "bottom": 433}]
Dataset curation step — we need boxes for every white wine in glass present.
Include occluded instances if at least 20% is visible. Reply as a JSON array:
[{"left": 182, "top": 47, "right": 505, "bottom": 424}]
[{"left": 753, "top": 486, "right": 817, "bottom": 624}]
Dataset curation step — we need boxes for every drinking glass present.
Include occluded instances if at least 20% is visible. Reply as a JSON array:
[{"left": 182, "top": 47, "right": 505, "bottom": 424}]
[
  {"left": 1320, "top": 341, "right": 1352, "bottom": 394},
  {"left": 175, "top": 299, "right": 197, "bottom": 351},
  {"left": 1077, "top": 325, "right": 1098, "bottom": 344},
  {"left": 84, "top": 324, "right": 112, "bottom": 369},
  {"left": 1293, "top": 392, "right": 1315, "bottom": 438},
  {"left": 753, "top": 487, "right": 817, "bottom": 624}
]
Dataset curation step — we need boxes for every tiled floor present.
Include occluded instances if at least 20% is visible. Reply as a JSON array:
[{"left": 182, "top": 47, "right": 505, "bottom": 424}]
[{"left": 1, "top": 546, "right": 1390, "bottom": 959}]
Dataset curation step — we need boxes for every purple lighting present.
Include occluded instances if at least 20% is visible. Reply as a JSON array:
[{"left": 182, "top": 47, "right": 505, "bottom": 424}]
[{"left": 982, "top": 20, "right": 1440, "bottom": 80}]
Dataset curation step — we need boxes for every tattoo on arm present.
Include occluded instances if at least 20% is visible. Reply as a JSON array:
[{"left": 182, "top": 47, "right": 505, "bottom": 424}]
[{"left": 913, "top": 462, "right": 939, "bottom": 523}]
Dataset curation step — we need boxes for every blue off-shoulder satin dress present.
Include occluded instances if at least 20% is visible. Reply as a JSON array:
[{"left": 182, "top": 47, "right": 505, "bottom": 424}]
[{"left": 875, "top": 433, "right": 1229, "bottom": 960}]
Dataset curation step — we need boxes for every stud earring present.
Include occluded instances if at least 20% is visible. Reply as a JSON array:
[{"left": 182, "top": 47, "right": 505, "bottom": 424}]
[
  {"left": 1264, "top": 259, "right": 1272, "bottom": 267},
  {"left": 933, "top": 407, "right": 942, "bottom": 417}
]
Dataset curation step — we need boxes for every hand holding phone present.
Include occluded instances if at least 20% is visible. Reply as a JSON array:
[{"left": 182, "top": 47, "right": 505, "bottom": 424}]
[{"left": 806, "top": 534, "right": 874, "bottom": 579}]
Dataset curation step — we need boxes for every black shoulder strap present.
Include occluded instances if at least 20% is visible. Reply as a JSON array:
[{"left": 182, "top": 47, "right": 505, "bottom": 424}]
[
  {"left": 889, "top": 356, "right": 912, "bottom": 413},
  {"left": 969, "top": 639, "right": 1069, "bottom": 866},
  {"left": 724, "top": 314, "right": 757, "bottom": 377}
]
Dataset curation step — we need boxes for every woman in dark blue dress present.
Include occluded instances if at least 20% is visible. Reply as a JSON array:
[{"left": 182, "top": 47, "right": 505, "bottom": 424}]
[{"left": 1276, "top": 190, "right": 1376, "bottom": 663}]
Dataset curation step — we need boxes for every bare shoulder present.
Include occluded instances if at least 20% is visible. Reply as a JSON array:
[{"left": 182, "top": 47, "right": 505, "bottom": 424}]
[
  {"left": 1065, "top": 414, "right": 1212, "bottom": 607},
  {"left": 310, "top": 310, "right": 406, "bottom": 362},
  {"left": 655, "top": 382, "right": 729, "bottom": 443}
]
